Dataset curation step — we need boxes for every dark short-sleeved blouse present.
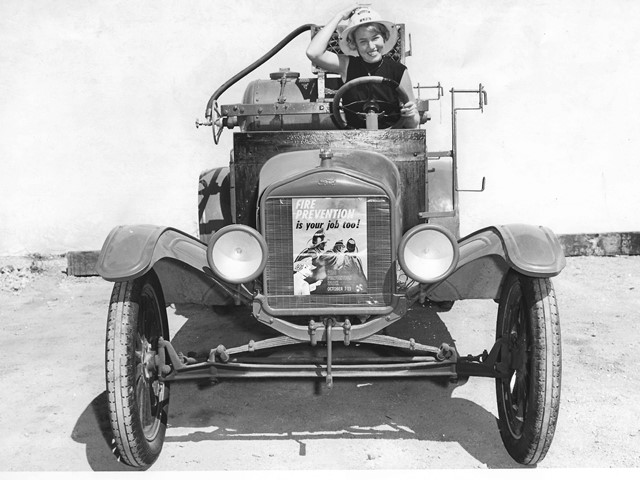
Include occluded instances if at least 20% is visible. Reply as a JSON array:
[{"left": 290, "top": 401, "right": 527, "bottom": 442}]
[{"left": 342, "top": 55, "right": 407, "bottom": 128}]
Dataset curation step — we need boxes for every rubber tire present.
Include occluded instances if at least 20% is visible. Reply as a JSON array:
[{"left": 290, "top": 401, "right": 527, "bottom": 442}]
[
  {"left": 495, "top": 271, "right": 561, "bottom": 465},
  {"left": 105, "top": 271, "right": 170, "bottom": 469}
]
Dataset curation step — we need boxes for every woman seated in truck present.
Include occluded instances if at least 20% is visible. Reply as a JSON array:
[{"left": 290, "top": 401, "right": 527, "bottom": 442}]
[{"left": 307, "top": 5, "right": 420, "bottom": 129}]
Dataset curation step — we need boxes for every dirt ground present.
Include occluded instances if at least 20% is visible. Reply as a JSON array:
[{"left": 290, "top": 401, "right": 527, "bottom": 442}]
[{"left": 1, "top": 254, "right": 639, "bottom": 472}]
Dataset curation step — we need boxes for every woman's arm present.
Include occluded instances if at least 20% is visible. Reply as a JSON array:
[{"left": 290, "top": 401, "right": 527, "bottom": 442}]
[
  {"left": 398, "top": 69, "right": 420, "bottom": 128},
  {"left": 306, "top": 6, "right": 358, "bottom": 75}
]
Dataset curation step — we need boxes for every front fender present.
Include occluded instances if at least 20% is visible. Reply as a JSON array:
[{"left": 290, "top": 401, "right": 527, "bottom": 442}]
[
  {"left": 96, "top": 225, "right": 234, "bottom": 305},
  {"left": 426, "top": 224, "right": 566, "bottom": 301}
]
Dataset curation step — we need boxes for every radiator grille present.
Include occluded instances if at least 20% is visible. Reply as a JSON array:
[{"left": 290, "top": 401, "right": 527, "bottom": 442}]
[{"left": 264, "top": 197, "right": 393, "bottom": 311}]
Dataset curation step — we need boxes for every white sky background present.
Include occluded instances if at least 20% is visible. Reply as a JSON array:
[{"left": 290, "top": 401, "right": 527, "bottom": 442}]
[{"left": 1, "top": 0, "right": 639, "bottom": 255}]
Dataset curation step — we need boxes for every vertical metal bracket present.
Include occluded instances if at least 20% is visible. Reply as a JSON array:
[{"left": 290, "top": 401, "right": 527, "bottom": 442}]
[
  {"left": 343, "top": 319, "right": 352, "bottom": 346},
  {"left": 419, "top": 84, "right": 488, "bottom": 220},
  {"left": 451, "top": 84, "right": 488, "bottom": 194},
  {"left": 324, "top": 317, "right": 336, "bottom": 389},
  {"left": 308, "top": 319, "right": 318, "bottom": 347},
  {"left": 317, "top": 70, "right": 326, "bottom": 103}
]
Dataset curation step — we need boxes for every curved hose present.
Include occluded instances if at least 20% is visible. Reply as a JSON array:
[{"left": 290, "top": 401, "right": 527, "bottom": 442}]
[{"left": 205, "top": 23, "right": 314, "bottom": 120}]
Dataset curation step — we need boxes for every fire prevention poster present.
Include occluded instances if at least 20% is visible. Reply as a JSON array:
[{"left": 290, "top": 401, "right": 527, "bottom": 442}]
[{"left": 292, "top": 197, "right": 368, "bottom": 295}]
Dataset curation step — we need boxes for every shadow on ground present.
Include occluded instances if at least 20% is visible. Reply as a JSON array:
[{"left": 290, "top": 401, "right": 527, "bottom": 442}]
[
  {"left": 73, "top": 303, "right": 522, "bottom": 470},
  {"left": 71, "top": 391, "right": 132, "bottom": 471}
]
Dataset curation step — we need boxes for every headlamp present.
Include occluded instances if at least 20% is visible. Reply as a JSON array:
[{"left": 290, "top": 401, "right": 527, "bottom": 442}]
[
  {"left": 206, "top": 225, "right": 267, "bottom": 283},
  {"left": 398, "top": 224, "right": 459, "bottom": 284}
]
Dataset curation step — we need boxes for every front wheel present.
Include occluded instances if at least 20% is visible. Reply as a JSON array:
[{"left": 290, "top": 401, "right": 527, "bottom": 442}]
[
  {"left": 495, "top": 271, "right": 561, "bottom": 465},
  {"left": 105, "top": 271, "right": 170, "bottom": 469}
]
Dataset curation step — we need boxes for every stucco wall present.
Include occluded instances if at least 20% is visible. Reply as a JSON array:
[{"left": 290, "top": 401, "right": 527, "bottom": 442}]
[{"left": 1, "top": 0, "right": 639, "bottom": 255}]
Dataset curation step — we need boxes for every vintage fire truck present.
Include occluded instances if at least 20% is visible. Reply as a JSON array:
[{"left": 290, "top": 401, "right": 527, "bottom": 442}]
[{"left": 97, "top": 20, "right": 565, "bottom": 469}]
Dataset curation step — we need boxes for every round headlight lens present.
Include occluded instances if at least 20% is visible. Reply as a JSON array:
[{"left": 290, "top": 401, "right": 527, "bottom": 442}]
[
  {"left": 206, "top": 225, "right": 267, "bottom": 283},
  {"left": 398, "top": 224, "right": 459, "bottom": 283}
]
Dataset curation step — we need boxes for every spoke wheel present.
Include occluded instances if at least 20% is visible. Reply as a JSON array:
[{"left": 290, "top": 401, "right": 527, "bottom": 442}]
[
  {"left": 495, "top": 271, "right": 561, "bottom": 465},
  {"left": 105, "top": 271, "right": 170, "bottom": 469}
]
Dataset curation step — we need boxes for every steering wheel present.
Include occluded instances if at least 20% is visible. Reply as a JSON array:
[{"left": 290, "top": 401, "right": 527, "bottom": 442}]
[{"left": 331, "top": 76, "right": 410, "bottom": 129}]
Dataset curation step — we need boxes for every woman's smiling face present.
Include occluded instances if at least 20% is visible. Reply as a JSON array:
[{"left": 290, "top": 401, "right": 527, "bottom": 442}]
[{"left": 353, "top": 25, "right": 386, "bottom": 63}]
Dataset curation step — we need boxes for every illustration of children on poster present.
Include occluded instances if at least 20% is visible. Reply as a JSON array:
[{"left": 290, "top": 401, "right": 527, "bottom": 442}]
[{"left": 292, "top": 197, "right": 367, "bottom": 295}]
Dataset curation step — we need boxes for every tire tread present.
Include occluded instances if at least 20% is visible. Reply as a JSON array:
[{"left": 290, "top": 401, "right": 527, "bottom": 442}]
[
  {"left": 105, "top": 275, "right": 168, "bottom": 469},
  {"left": 496, "top": 271, "right": 562, "bottom": 465}
]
